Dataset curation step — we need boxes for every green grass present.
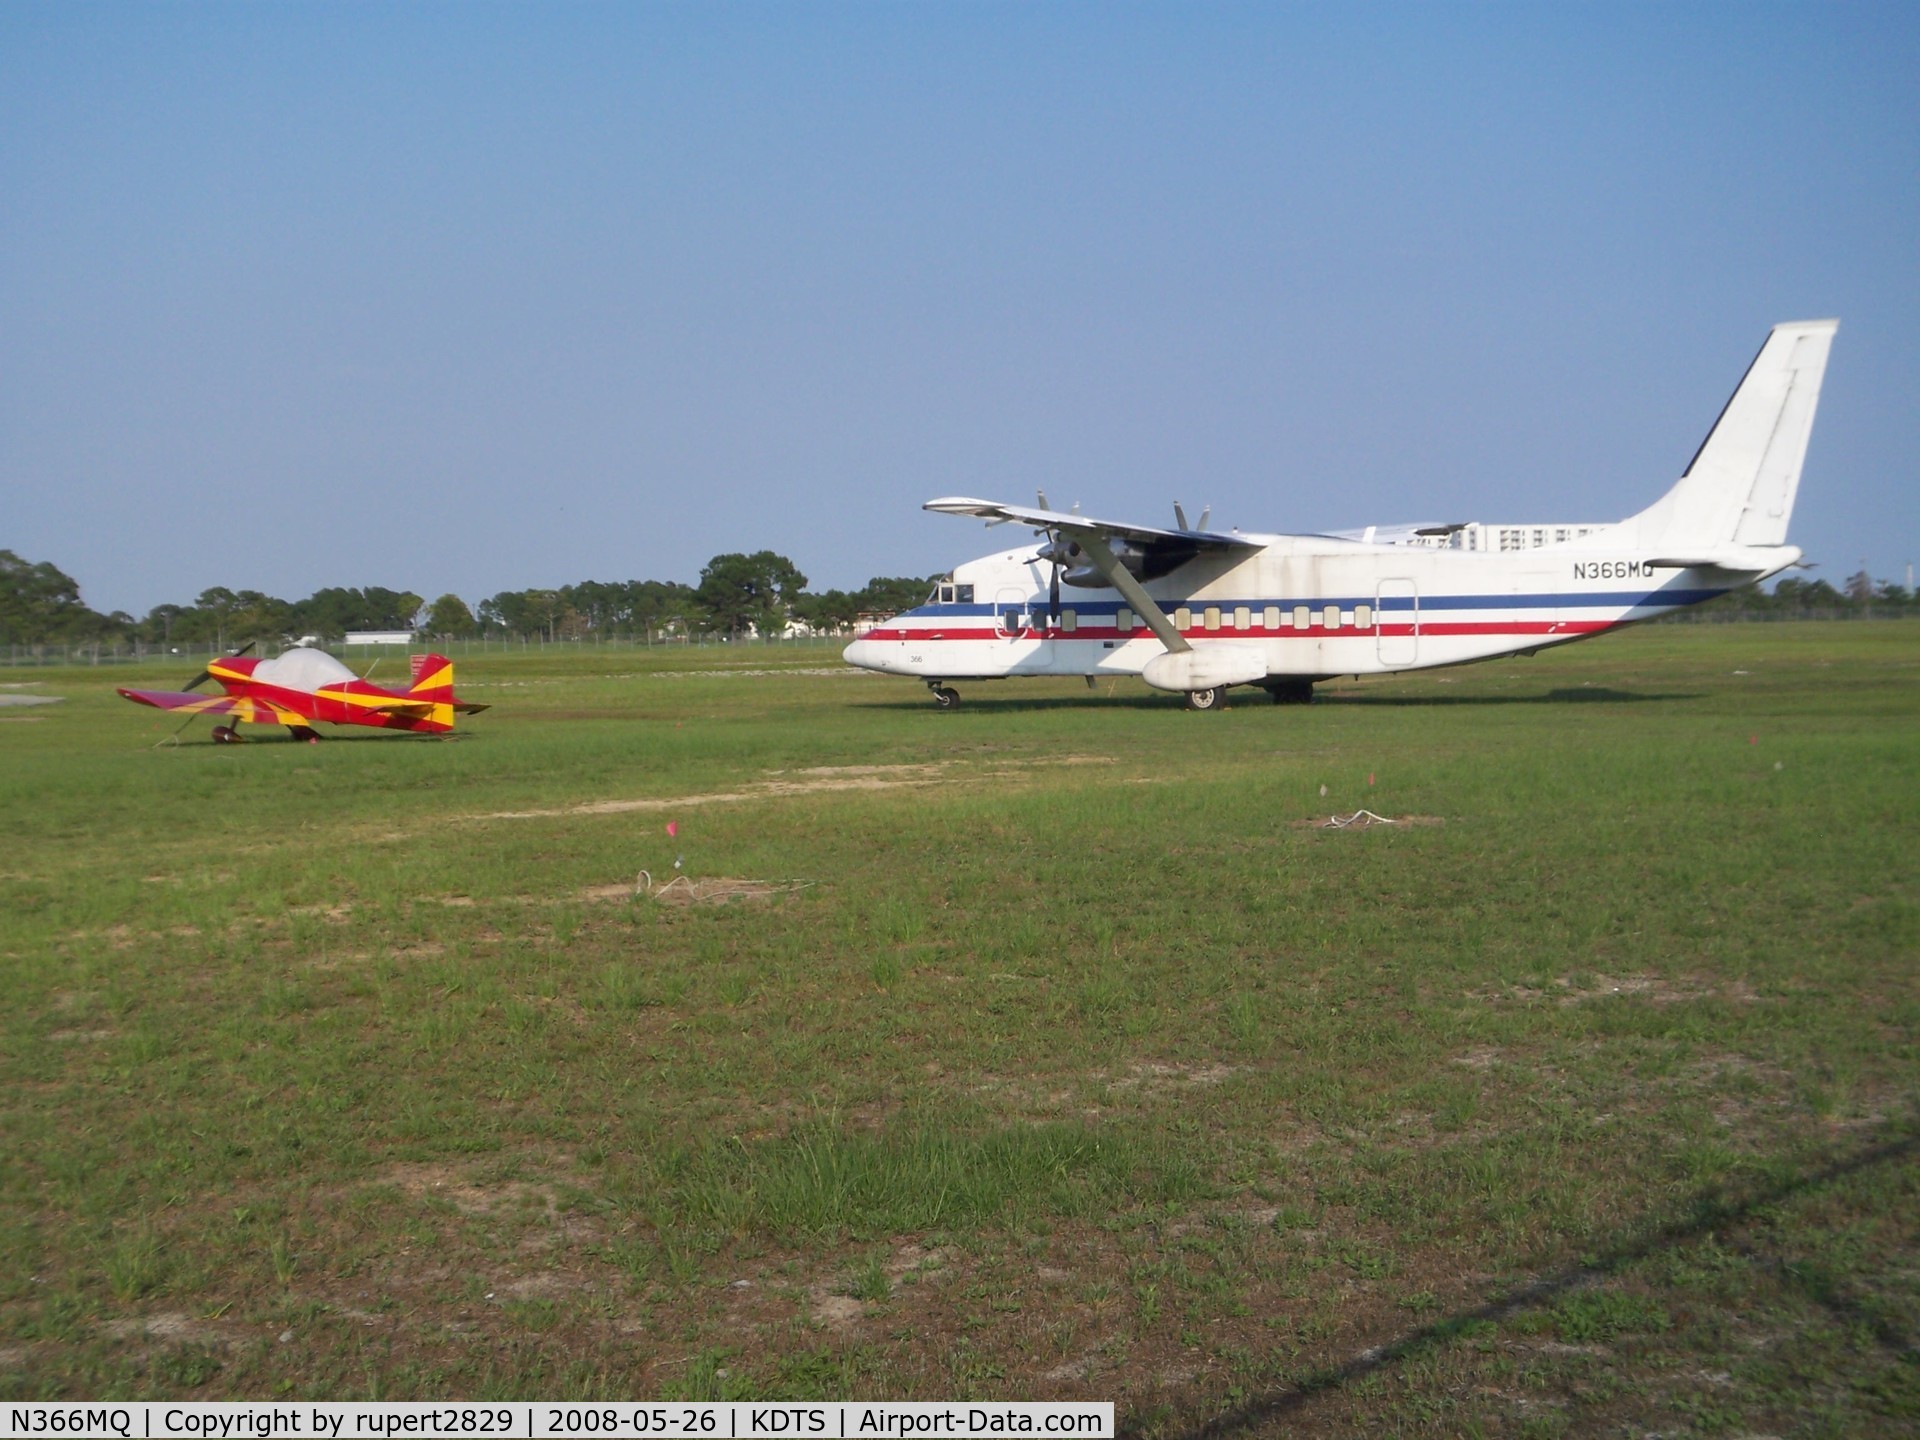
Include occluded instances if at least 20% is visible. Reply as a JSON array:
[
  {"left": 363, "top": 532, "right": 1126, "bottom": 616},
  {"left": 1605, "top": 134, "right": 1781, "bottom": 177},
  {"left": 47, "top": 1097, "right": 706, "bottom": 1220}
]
[{"left": 2, "top": 623, "right": 1917, "bottom": 1435}]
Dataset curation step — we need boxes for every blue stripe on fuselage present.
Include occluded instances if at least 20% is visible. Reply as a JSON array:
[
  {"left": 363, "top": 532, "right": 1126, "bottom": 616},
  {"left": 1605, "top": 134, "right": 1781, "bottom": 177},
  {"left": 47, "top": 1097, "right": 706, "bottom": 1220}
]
[{"left": 902, "top": 586, "right": 1727, "bottom": 621}]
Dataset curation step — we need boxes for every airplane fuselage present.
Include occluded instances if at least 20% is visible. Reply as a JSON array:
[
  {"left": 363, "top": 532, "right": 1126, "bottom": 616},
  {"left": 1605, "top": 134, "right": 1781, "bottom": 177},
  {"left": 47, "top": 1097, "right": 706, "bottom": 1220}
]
[
  {"left": 844, "top": 536, "right": 1790, "bottom": 689},
  {"left": 844, "top": 320, "right": 1834, "bottom": 708}
]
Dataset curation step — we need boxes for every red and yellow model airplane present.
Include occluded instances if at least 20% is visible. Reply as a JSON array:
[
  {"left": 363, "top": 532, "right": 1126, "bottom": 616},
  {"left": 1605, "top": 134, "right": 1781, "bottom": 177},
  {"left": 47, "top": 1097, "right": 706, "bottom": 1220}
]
[{"left": 118, "top": 645, "right": 488, "bottom": 742}]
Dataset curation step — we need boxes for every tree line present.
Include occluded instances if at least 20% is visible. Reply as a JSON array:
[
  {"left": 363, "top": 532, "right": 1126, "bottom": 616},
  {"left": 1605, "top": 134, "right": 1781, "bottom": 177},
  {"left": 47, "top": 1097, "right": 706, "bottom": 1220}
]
[
  {"left": 1662, "top": 572, "right": 1920, "bottom": 622},
  {"left": 5, "top": 545, "right": 1916, "bottom": 647},
  {"left": 0, "top": 548, "right": 935, "bottom": 647}
]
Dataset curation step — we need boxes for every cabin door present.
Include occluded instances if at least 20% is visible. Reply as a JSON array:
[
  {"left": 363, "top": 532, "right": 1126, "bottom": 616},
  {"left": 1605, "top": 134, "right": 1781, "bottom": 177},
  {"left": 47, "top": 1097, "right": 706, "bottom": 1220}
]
[
  {"left": 996, "top": 586, "right": 1053, "bottom": 671},
  {"left": 1376, "top": 579, "right": 1418, "bottom": 666}
]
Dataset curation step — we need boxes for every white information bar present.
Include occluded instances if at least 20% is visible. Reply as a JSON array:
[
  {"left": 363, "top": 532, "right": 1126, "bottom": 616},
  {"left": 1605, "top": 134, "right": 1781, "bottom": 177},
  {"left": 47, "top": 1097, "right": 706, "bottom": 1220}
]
[{"left": 6, "top": 1402, "right": 1115, "bottom": 1440}]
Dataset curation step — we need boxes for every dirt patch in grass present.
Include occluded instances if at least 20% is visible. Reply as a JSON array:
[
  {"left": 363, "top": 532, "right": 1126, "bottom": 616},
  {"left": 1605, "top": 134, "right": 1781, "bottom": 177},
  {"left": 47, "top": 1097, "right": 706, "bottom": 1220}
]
[
  {"left": 480, "top": 764, "right": 950, "bottom": 820},
  {"left": 374, "top": 1162, "right": 561, "bottom": 1220},
  {"left": 1471, "top": 973, "right": 1752, "bottom": 1006},
  {"left": 1113, "top": 1060, "right": 1243, "bottom": 1091},
  {"left": 288, "top": 903, "right": 353, "bottom": 921},
  {"left": 1554, "top": 974, "right": 1709, "bottom": 1005},
  {"left": 476, "top": 757, "right": 1116, "bottom": 821},
  {"left": 100, "top": 1311, "right": 226, "bottom": 1346}
]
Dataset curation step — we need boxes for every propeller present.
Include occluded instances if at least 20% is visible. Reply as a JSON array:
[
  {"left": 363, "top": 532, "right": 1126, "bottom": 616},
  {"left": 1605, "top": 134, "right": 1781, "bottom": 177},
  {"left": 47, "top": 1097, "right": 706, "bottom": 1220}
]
[
  {"left": 1173, "top": 502, "right": 1210, "bottom": 532},
  {"left": 183, "top": 639, "right": 256, "bottom": 691},
  {"left": 1027, "top": 490, "right": 1083, "bottom": 625}
]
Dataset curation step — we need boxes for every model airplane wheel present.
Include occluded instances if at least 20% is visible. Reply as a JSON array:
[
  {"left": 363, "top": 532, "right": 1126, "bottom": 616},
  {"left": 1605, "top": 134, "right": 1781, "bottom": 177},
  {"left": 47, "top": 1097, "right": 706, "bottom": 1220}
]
[
  {"left": 211, "top": 725, "right": 240, "bottom": 744},
  {"left": 1185, "top": 687, "right": 1222, "bottom": 712},
  {"left": 932, "top": 686, "right": 960, "bottom": 710}
]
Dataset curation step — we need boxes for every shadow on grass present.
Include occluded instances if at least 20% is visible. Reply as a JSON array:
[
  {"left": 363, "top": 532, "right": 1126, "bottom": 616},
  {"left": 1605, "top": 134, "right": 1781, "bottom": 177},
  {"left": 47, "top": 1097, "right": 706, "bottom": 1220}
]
[
  {"left": 156, "top": 730, "right": 471, "bottom": 747},
  {"left": 1143, "top": 1122, "right": 1920, "bottom": 1440},
  {"left": 859, "top": 686, "right": 1701, "bottom": 713},
  {"left": 1329, "top": 687, "right": 1703, "bottom": 706}
]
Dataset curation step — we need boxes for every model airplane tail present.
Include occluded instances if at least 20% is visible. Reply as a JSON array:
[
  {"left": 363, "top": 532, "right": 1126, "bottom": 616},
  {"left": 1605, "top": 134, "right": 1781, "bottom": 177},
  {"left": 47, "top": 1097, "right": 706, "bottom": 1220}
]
[
  {"left": 406, "top": 654, "right": 488, "bottom": 714},
  {"left": 1614, "top": 318, "right": 1837, "bottom": 556}
]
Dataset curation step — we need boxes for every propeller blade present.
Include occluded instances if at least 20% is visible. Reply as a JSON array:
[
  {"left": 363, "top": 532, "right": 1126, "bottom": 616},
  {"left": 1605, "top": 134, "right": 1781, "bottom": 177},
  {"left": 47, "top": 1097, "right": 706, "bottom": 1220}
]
[
  {"left": 183, "top": 640, "right": 256, "bottom": 692},
  {"left": 1174, "top": 501, "right": 1190, "bottom": 531},
  {"left": 1049, "top": 564, "right": 1061, "bottom": 623}
]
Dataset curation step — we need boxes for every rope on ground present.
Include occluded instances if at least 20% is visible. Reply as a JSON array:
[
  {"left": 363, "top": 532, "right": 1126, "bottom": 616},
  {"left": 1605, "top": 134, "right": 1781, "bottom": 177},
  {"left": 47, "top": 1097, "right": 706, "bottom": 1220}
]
[
  {"left": 1324, "top": 810, "right": 1397, "bottom": 829},
  {"left": 633, "top": 870, "right": 818, "bottom": 904}
]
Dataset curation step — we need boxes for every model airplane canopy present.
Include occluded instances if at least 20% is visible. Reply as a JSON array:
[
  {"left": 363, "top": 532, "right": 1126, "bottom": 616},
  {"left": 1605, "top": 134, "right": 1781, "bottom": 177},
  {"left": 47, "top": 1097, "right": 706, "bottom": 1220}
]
[{"left": 847, "top": 320, "right": 1838, "bottom": 710}]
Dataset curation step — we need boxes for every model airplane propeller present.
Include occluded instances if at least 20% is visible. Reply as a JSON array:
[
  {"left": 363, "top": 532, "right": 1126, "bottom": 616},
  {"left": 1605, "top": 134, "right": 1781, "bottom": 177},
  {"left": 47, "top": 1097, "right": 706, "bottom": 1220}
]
[
  {"left": 180, "top": 640, "right": 256, "bottom": 694},
  {"left": 120, "top": 646, "right": 488, "bottom": 743}
]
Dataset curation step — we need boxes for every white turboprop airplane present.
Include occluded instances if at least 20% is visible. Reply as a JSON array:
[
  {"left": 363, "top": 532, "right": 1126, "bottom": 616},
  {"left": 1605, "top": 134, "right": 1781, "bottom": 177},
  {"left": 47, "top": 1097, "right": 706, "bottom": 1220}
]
[{"left": 843, "top": 319, "right": 1838, "bottom": 709}]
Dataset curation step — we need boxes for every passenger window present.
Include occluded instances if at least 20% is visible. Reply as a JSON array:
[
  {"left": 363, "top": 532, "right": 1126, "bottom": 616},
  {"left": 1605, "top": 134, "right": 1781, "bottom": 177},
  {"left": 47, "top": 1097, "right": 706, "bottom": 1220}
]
[
  {"left": 1061, "top": 609, "right": 1077, "bottom": 632},
  {"left": 1323, "top": 605, "right": 1341, "bottom": 630},
  {"left": 1234, "top": 606, "right": 1251, "bottom": 632},
  {"left": 1204, "top": 607, "right": 1221, "bottom": 632},
  {"left": 1355, "top": 603, "right": 1373, "bottom": 629},
  {"left": 1174, "top": 607, "right": 1193, "bottom": 631},
  {"left": 1000, "top": 606, "right": 1023, "bottom": 637},
  {"left": 1294, "top": 605, "right": 1311, "bottom": 630},
  {"left": 1117, "top": 607, "right": 1134, "bottom": 633}
]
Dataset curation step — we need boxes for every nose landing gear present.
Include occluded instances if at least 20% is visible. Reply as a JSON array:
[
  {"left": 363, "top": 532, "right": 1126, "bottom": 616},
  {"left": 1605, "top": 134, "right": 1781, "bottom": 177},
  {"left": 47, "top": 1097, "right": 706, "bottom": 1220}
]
[{"left": 926, "top": 683, "right": 961, "bottom": 710}]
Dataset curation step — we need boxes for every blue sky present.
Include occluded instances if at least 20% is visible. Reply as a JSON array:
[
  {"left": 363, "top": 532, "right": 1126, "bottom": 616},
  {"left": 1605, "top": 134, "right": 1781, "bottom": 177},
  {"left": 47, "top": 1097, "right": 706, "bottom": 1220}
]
[{"left": 4, "top": 3, "right": 1916, "bottom": 616}]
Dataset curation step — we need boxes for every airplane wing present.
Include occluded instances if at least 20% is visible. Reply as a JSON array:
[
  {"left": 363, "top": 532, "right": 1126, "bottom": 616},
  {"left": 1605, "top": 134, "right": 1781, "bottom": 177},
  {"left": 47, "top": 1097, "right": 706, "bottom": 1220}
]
[
  {"left": 116, "top": 689, "right": 312, "bottom": 725},
  {"left": 923, "top": 497, "right": 1260, "bottom": 552}
]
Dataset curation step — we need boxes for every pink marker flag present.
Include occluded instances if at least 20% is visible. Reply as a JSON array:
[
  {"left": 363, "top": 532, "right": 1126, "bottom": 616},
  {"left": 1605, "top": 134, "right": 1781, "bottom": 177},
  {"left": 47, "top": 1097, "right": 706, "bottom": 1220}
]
[{"left": 666, "top": 821, "right": 679, "bottom": 838}]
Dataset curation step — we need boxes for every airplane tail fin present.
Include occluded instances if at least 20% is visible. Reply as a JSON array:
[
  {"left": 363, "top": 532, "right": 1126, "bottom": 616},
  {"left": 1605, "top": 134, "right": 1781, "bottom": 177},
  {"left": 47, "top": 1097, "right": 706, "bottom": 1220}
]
[
  {"left": 408, "top": 653, "right": 455, "bottom": 698},
  {"left": 1619, "top": 319, "right": 1837, "bottom": 552},
  {"left": 407, "top": 654, "right": 490, "bottom": 715}
]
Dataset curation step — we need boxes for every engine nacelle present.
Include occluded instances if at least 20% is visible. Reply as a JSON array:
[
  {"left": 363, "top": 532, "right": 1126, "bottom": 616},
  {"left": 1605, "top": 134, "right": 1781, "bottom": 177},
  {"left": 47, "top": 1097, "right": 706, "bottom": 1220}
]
[{"left": 1141, "top": 645, "right": 1268, "bottom": 694}]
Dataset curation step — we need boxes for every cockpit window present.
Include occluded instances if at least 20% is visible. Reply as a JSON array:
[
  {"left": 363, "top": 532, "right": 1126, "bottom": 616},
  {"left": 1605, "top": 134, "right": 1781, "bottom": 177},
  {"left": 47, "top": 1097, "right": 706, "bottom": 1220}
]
[
  {"left": 939, "top": 585, "right": 955, "bottom": 604},
  {"left": 955, "top": 584, "right": 974, "bottom": 603}
]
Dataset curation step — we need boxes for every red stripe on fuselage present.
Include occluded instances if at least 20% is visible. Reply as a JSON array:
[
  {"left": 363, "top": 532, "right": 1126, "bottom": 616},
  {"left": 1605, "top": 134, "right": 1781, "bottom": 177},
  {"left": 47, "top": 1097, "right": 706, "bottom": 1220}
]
[{"left": 866, "top": 619, "right": 1617, "bottom": 643}]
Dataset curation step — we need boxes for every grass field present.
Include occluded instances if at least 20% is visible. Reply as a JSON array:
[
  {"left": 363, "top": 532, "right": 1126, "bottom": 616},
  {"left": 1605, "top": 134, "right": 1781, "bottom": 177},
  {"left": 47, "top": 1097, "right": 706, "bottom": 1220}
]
[{"left": 3, "top": 623, "right": 1917, "bottom": 1436}]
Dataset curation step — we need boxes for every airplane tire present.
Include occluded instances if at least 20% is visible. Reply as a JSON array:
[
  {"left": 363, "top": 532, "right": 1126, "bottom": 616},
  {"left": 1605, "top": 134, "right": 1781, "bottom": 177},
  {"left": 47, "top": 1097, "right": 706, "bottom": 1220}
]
[
  {"left": 1185, "top": 687, "right": 1223, "bottom": 712},
  {"left": 211, "top": 725, "right": 240, "bottom": 744},
  {"left": 932, "top": 686, "right": 960, "bottom": 710}
]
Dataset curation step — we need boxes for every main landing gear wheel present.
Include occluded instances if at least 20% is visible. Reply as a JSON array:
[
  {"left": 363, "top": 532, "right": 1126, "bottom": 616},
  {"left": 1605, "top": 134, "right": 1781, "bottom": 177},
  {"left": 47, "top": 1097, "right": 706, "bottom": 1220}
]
[
  {"left": 210, "top": 725, "right": 242, "bottom": 744},
  {"left": 1184, "top": 687, "right": 1223, "bottom": 712},
  {"left": 930, "top": 685, "right": 960, "bottom": 711}
]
